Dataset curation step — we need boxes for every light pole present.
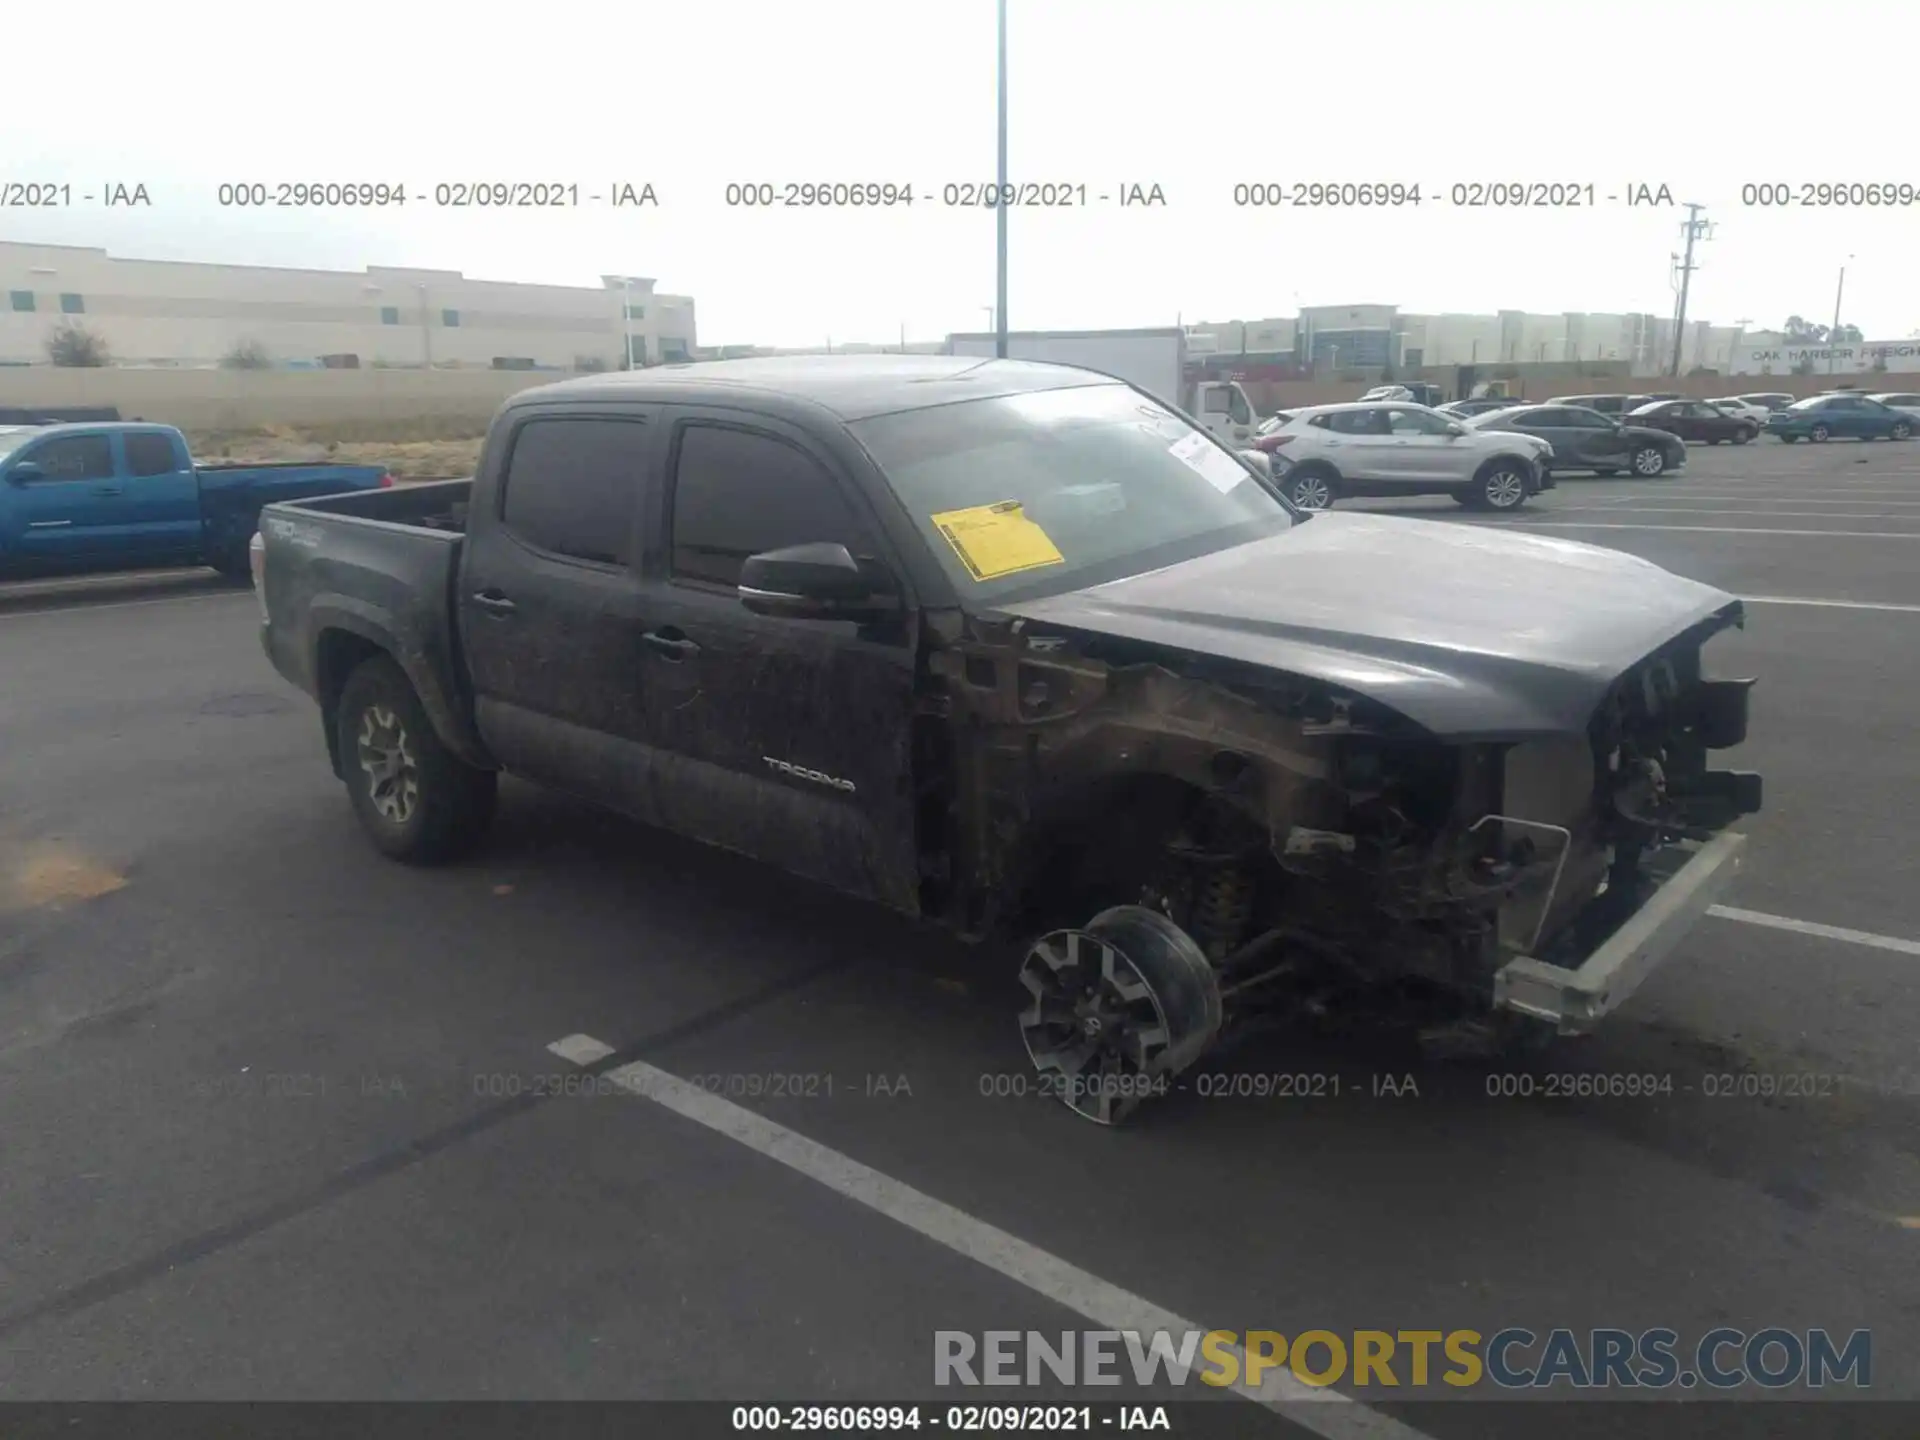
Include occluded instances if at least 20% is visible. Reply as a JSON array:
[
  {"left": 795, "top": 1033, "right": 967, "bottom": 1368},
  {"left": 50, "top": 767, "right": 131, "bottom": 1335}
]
[
  {"left": 622, "top": 277, "right": 634, "bottom": 369},
  {"left": 994, "top": 0, "right": 1008, "bottom": 358},
  {"left": 1829, "top": 256, "right": 1854, "bottom": 375}
]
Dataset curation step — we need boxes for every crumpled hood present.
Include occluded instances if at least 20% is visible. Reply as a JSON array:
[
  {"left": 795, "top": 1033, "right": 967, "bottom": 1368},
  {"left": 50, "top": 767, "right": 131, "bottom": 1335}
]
[{"left": 998, "top": 512, "right": 1742, "bottom": 740}]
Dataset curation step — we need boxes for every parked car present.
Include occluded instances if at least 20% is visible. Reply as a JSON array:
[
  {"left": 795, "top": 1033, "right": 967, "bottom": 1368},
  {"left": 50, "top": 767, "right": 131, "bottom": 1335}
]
[
  {"left": 253, "top": 355, "right": 1761, "bottom": 1125},
  {"left": 1867, "top": 391, "right": 1920, "bottom": 420},
  {"left": 1465, "top": 406, "right": 1689, "bottom": 478},
  {"left": 1709, "top": 398, "right": 1771, "bottom": 427},
  {"left": 1258, "top": 401, "right": 1552, "bottom": 511},
  {"left": 1547, "top": 393, "right": 1656, "bottom": 417},
  {"left": 1735, "top": 393, "right": 1796, "bottom": 412},
  {"left": 1766, "top": 392, "right": 1916, "bottom": 442},
  {"left": 0, "top": 421, "right": 393, "bottom": 579},
  {"left": 1360, "top": 383, "right": 1446, "bottom": 407},
  {"left": 1437, "top": 397, "right": 1521, "bottom": 418},
  {"left": 1626, "top": 399, "right": 1759, "bottom": 445}
]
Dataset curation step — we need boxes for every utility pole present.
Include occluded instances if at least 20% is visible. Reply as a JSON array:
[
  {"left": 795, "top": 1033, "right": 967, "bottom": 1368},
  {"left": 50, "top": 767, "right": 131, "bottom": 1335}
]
[
  {"left": 1669, "top": 203, "right": 1710, "bottom": 377},
  {"left": 994, "top": 0, "right": 1009, "bottom": 358},
  {"left": 1829, "top": 255, "right": 1854, "bottom": 376}
]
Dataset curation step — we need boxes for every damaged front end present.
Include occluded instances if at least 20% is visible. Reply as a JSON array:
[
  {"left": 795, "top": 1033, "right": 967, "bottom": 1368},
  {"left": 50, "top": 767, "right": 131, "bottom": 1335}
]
[{"left": 940, "top": 599, "right": 1759, "bottom": 1120}]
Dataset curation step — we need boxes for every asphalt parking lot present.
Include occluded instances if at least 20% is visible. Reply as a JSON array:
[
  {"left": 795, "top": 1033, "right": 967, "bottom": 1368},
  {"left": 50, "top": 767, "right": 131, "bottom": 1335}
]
[{"left": 2, "top": 437, "right": 1916, "bottom": 1438}]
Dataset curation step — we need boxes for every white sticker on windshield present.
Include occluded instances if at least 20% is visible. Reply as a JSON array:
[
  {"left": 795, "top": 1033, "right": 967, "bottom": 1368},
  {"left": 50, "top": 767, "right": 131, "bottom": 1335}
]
[{"left": 1167, "top": 430, "right": 1249, "bottom": 494}]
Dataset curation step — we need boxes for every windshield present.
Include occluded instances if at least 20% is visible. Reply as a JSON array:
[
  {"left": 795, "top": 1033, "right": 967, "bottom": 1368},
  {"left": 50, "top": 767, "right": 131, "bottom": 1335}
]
[
  {"left": 0, "top": 428, "right": 39, "bottom": 461},
  {"left": 1255, "top": 413, "right": 1290, "bottom": 435},
  {"left": 1465, "top": 408, "right": 1524, "bottom": 428},
  {"left": 849, "top": 383, "right": 1295, "bottom": 604},
  {"left": 1785, "top": 396, "right": 1830, "bottom": 412}
]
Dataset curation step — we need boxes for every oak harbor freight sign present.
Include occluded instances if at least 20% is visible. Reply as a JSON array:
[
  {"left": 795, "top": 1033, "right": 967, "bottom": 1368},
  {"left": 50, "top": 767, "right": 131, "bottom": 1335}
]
[{"left": 1735, "top": 340, "right": 1920, "bottom": 375}]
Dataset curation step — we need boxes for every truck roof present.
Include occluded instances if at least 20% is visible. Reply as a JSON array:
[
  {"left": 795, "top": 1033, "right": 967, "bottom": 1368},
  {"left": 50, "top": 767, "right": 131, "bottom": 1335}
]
[
  {"left": 0, "top": 419, "right": 173, "bottom": 436},
  {"left": 508, "top": 354, "right": 1118, "bottom": 423}
]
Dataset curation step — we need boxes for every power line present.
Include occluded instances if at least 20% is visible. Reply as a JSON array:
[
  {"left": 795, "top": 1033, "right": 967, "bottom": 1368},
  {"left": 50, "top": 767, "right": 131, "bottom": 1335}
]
[{"left": 1669, "top": 203, "right": 1711, "bottom": 376}]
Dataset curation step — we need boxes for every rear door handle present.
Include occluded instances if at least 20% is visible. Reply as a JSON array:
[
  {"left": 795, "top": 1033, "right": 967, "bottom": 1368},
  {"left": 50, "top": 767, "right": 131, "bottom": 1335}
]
[
  {"left": 641, "top": 628, "right": 700, "bottom": 660},
  {"left": 471, "top": 591, "right": 516, "bottom": 615}
]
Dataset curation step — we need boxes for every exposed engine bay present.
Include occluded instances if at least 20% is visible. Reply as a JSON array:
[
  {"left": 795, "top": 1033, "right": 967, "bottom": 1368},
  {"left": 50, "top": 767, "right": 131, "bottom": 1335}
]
[{"left": 925, "top": 605, "right": 1760, "bottom": 1124}]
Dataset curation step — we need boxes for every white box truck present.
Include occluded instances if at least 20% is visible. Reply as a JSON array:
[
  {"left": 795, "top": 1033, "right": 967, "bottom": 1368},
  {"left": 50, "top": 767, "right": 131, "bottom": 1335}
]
[{"left": 944, "top": 327, "right": 1258, "bottom": 446}]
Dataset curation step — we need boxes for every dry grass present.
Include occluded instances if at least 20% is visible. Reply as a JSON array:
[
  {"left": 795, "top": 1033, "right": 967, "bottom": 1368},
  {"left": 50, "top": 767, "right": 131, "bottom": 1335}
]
[{"left": 185, "top": 421, "right": 488, "bottom": 479}]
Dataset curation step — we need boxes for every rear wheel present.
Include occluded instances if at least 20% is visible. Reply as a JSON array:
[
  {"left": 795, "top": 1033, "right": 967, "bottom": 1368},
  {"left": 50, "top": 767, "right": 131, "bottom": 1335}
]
[
  {"left": 336, "top": 656, "right": 496, "bottom": 864},
  {"left": 1593, "top": 467, "right": 1620, "bottom": 477},
  {"left": 1733, "top": 427, "right": 1754, "bottom": 445},
  {"left": 1631, "top": 445, "right": 1667, "bottom": 477},
  {"left": 1284, "top": 466, "right": 1337, "bottom": 511},
  {"left": 1893, "top": 420, "right": 1913, "bottom": 440},
  {"left": 206, "top": 539, "right": 252, "bottom": 583},
  {"left": 1810, "top": 423, "right": 1831, "bottom": 442}
]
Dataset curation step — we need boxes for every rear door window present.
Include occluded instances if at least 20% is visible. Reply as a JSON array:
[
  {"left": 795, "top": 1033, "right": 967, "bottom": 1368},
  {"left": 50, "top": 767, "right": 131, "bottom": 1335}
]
[
  {"left": 498, "top": 416, "right": 646, "bottom": 566},
  {"left": 125, "top": 431, "right": 181, "bottom": 477}
]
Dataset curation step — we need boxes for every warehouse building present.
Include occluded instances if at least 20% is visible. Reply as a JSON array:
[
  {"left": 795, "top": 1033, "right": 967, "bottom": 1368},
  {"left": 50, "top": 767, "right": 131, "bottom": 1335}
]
[{"left": 0, "top": 243, "right": 696, "bottom": 372}]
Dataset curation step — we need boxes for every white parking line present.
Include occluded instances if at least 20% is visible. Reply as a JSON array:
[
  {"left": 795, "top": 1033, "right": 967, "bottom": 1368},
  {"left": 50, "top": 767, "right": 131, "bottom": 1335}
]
[
  {"left": 1740, "top": 596, "right": 1920, "bottom": 613},
  {"left": 547, "top": 1035, "right": 1434, "bottom": 1440},
  {"left": 1549, "top": 507, "right": 1920, "bottom": 520},
  {"left": 1513, "top": 523, "right": 1920, "bottom": 539},
  {"left": 1711, "top": 907, "right": 1920, "bottom": 958}
]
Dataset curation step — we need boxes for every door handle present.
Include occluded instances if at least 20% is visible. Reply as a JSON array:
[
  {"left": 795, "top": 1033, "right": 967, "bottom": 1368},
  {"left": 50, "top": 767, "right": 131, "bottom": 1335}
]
[
  {"left": 92, "top": 486, "right": 123, "bottom": 496},
  {"left": 471, "top": 590, "right": 517, "bottom": 615},
  {"left": 641, "top": 628, "right": 700, "bottom": 660}
]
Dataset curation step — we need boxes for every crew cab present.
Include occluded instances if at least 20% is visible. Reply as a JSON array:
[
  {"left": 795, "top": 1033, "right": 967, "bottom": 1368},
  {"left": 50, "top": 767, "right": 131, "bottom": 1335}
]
[
  {"left": 255, "top": 357, "right": 1761, "bottom": 1126},
  {"left": 0, "top": 421, "right": 392, "bottom": 579}
]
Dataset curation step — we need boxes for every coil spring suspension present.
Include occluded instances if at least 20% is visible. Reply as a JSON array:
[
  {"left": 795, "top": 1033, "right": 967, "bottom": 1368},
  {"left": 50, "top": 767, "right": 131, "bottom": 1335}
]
[{"left": 1191, "top": 864, "right": 1255, "bottom": 961}]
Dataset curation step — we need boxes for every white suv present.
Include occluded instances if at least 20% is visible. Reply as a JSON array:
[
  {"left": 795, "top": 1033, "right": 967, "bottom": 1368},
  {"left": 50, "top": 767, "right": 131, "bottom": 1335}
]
[{"left": 1263, "top": 402, "right": 1554, "bottom": 512}]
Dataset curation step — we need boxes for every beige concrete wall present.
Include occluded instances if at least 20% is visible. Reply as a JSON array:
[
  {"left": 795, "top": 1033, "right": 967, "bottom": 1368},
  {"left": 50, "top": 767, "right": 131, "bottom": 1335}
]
[
  {"left": 1, "top": 243, "right": 697, "bottom": 369},
  {"left": 0, "top": 367, "right": 577, "bottom": 430}
]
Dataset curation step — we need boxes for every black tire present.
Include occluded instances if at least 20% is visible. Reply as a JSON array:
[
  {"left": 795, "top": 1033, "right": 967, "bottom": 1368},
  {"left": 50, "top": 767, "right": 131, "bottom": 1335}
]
[
  {"left": 1593, "top": 467, "right": 1620, "bottom": 477},
  {"left": 1733, "top": 427, "right": 1754, "bottom": 445},
  {"left": 1809, "top": 424, "right": 1831, "bottom": 443},
  {"left": 1893, "top": 421, "right": 1913, "bottom": 441},
  {"left": 206, "top": 541, "right": 252, "bottom": 583},
  {"left": 335, "top": 655, "right": 496, "bottom": 864},
  {"left": 1284, "top": 466, "right": 1337, "bottom": 511},
  {"left": 1458, "top": 460, "right": 1530, "bottom": 512},
  {"left": 1779, "top": 434, "right": 1799, "bottom": 443},
  {"left": 1629, "top": 445, "right": 1667, "bottom": 478}
]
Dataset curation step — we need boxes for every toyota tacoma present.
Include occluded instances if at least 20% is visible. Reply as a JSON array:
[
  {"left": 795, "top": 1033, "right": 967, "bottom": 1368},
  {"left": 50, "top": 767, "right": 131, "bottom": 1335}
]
[{"left": 253, "top": 356, "right": 1761, "bottom": 1124}]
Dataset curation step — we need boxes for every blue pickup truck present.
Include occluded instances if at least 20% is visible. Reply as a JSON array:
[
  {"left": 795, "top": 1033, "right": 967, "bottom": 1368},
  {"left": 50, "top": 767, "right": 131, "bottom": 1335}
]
[{"left": 0, "top": 420, "right": 394, "bottom": 580}]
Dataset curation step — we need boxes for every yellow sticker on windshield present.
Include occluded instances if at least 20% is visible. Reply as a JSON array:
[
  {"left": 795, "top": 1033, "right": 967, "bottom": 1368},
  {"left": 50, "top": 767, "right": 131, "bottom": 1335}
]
[{"left": 929, "top": 501, "right": 1066, "bottom": 581}]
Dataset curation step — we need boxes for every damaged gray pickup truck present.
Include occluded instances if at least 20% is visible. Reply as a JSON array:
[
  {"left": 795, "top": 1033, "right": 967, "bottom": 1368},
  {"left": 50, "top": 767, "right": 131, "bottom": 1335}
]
[{"left": 254, "top": 356, "right": 1761, "bottom": 1124}]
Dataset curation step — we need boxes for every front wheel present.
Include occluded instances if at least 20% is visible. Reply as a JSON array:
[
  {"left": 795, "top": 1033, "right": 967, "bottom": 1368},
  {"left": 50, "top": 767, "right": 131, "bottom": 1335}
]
[
  {"left": 336, "top": 656, "right": 497, "bottom": 864},
  {"left": 1893, "top": 421, "right": 1913, "bottom": 440},
  {"left": 1733, "top": 427, "right": 1754, "bottom": 445},
  {"left": 1810, "top": 424, "right": 1831, "bottom": 443},
  {"left": 1017, "top": 905, "right": 1223, "bottom": 1127},
  {"left": 1475, "top": 462, "right": 1530, "bottom": 511},
  {"left": 1630, "top": 445, "right": 1667, "bottom": 477}
]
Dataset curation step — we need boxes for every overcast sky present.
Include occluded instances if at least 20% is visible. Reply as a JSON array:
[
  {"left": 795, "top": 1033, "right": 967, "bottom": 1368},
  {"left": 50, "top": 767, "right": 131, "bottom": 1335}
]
[{"left": 7, "top": 0, "right": 1915, "bottom": 347}]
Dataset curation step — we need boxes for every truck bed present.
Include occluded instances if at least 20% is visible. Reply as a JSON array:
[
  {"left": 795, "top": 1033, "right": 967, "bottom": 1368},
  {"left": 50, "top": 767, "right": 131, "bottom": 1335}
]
[{"left": 256, "top": 479, "right": 486, "bottom": 771}]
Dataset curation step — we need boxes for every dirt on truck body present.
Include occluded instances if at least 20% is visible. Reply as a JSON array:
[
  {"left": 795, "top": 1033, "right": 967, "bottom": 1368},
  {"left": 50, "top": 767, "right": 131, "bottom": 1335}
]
[{"left": 254, "top": 355, "right": 1760, "bottom": 1126}]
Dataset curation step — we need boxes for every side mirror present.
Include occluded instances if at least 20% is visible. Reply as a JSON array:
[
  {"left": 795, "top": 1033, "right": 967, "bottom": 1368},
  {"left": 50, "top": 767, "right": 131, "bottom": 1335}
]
[
  {"left": 739, "top": 541, "right": 890, "bottom": 621},
  {"left": 1444, "top": 424, "right": 1468, "bottom": 437},
  {"left": 7, "top": 461, "right": 45, "bottom": 485}
]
